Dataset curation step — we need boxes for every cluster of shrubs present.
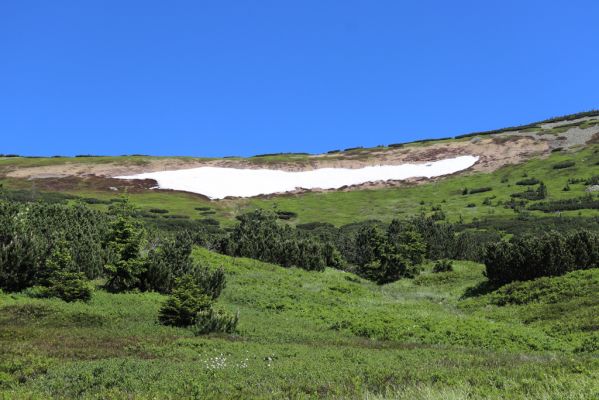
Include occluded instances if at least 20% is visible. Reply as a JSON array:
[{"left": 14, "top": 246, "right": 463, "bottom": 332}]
[
  {"left": 0, "top": 198, "right": 236, "bottom": 334},
  {"left": 484, "top": 230, "right": 599, "bottom": 285},
  {"left": 0, "top": 188, "right": 78, "bottom": 204},
  {"left": 219, "top": 210, "right": 343, "bottom": 271},
  {"left": 295, "top": 214, "right": 500, "bottom": 277},
  {"left": 343, "top": 146, "right": 364, "bottom": 152},
  {"left": 462, "top": 187, "right": 492, "bottom": 195},
  {"left": 511, "top": 182, "right": 547, "bottom": 200},
  {"left": 213, "top": 210, "right": 498, "bottom": 284},
  {"left": 103, "top": 204, "right": 235, "bottom": 332},
  {"left": 586, "top": 175, "right": 599, "bottom": 185},
  {"left": 503, "top": 198, "right": 528, "bottom": 210},
  {"left": 352, "top": 222, "right": 425, "bottom": 283},
  {"left": 0, "top": 200, "right": 109, "bottom": 293},
  {"left": 81, "top": 197, "right": 112, "bottom": 205},
  {"left": 528, "top": 194, "right": 599, "bottom": 213}
]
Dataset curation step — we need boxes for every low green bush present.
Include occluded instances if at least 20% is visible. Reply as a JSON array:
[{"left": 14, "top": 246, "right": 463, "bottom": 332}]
[
  {"left": 516, "top": 178, "right": 540, "bottom": 186},
  {"left": 158, "top": 275, "right": 213, "bottom": 327},
  {"left": 275, "top": 210, "right": 297, "bottom": 220},
  {"left": 198, "top": 218, "right": 219, "bottom": 226},
  {"left": 44, "top": 270, "right": 92, "bottom": 302},
  {"left": 149, "top": 208, "right": 169, "bottom": 214},
  {"left": 192, "top": 308, "right": 238, "bottom": 335},
  {"left": 81, "top": 198, "right": 111, "bottom": 205},
  {"left": 553, "top": 160, "right": 576, "bottom": 169},
  {"left": 433, "top": 259, "right": 453, "bottom": 273},
  {"left": 462, "top": 187, "right": 492, "bottom": 195},
  {"left": 343, "top": 146, "right": 363, "bottom": 151},
  {"left": 486, "top": 269, "right": 596, "bottom": 306}
]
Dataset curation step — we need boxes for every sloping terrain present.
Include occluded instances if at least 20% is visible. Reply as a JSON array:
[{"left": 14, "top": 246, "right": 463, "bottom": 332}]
[
  {"left": 1, "top": 249, "right": 597, "bottom": 399},
  {"left": 1, "top": 112, "right": 599, "bottom": 399},
  {"left": 1, "top": 111, "right": 599, "bottom": 226},
  {"left": 2, "top": 111, "right": 598, "bottom": 180}
]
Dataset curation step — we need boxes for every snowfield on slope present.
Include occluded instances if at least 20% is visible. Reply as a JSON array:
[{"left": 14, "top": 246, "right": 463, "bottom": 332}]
[{"left": 115, "top": 155, "right": 478, "bottom": 199}]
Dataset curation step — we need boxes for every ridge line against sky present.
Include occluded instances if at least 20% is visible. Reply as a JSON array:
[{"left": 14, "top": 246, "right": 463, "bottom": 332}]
[{"left": 1, "top": 1, "right": 598, "bottom": 157}]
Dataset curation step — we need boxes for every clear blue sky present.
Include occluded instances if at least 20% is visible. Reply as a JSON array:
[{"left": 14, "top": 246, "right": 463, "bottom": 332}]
[{"left": 1, "top": 1, "right": 598, "bottom": 157}]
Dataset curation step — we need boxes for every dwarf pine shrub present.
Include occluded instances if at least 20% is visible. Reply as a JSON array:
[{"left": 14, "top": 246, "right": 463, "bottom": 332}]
[
  {"left": 193, "top": 308, "right": 238, "bottom": 335},
  {"left": 158, "top": 275, "right": 213, "bottom": 327},
  {"left": 433, "top": 259, "right": 453, "bottom": 273},
  {"left": 44, "top": 270, "right": 92, "bottom": 302}
]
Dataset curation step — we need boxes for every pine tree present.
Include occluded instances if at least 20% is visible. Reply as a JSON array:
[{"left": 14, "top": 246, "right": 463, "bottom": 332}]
[
  {"left": 104, "top": 205, "right": 146, "bottom": 292},
  {"left": 158, "top": 275, "right": 213, "bottom": 327},
  {"left": 43, "top": 239, "right": 92, "bottom": 302}
]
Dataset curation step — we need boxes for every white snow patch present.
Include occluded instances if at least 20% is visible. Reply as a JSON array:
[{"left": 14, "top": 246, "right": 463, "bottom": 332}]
[{"left": 115, "top": 155, "right": 478, "bottom": 199}]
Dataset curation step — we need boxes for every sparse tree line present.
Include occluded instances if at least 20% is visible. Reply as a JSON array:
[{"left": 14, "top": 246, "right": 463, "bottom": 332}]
[
  {"left": 214, "top": 209, "right": 599, "bottom": 286},
  {"left": 218, "top": 210, "right": 344, "bottom": 271},
  {"left": 213, "top": 209, "right": 500, "bottom": 283},
  {"left": 0, "top": 198, "right": 236, "bottom": 334},
  {"left": 528, "top": 193, "right": 599, "bottom": 213},
  {"left": 2, "top": 196, "right": 598, "bottom": 317}
]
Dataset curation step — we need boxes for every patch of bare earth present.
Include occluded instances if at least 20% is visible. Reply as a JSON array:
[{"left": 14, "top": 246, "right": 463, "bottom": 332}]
[
  {"left": 8, "top": 136, "right": 548, "bottom": 178},
  {"left": 7, "top": 116, "right": 599, "bottom": 197},
  {"left": 3, "top": 136, "right": 551, "bottom": 199}
]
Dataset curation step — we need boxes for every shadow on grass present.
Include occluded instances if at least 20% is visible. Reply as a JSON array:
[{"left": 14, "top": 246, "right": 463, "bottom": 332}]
[{"left": 460, "top": 280, "right": 500, "bottom": 299}]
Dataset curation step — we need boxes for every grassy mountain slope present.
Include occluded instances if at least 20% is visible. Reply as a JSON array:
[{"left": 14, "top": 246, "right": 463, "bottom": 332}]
[
  {"left": 2, "top": 112, "right": 598, "bottom": 399},
  {"left": 1, "top": 248, "right": 597, "bottom": 399},
  {"left": 2, "top": 142, "right": 598, "bottom": 227},
  {"left": 2, "top": 112, "right": 599, "bottom": 227}
]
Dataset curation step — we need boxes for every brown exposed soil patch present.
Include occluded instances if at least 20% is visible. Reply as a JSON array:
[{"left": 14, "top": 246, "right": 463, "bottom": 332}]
[
  {"left": 1, "top": 135, "right": 554, "bottom": 199},
  {"left": 28, "top": 175, "right": 158, "bottom": 193},
  {"left": 6, "top": 136, "right": 550, "bottom": 181}
]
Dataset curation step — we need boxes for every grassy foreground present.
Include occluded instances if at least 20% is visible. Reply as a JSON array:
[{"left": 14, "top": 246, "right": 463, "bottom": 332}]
[{"left": 1, "top": 248, "right": 597, "bottom": 399}]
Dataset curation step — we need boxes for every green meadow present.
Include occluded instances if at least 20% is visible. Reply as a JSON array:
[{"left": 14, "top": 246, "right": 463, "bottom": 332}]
[{"left": 1, "top": 248, "right": 597, "bottom": 399}]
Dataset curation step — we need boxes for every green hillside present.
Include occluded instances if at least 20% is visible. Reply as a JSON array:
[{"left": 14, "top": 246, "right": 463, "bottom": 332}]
[
  {"left": 1, "top": 112, "right": 599, "bottom": 399},
  {"left": 1, "top": 248, "right": 597, "bottom": 399},
  {"left": 2, "top": 142, "right": 599, "bottom": 227}
]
